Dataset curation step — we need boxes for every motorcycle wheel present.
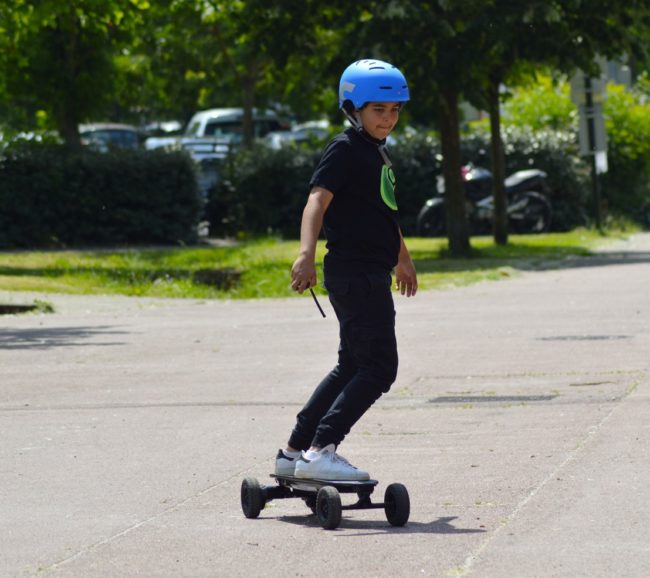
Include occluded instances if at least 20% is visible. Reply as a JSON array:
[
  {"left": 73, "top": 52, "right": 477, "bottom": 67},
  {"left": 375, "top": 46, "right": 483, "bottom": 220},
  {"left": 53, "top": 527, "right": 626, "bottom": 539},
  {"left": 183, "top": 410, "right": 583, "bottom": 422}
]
[
  {"left": 416, "top": 202, "right": 446, "bottom": 237},
  {"left": 510, "top": 192, "right": 552, "bottom": 234}
]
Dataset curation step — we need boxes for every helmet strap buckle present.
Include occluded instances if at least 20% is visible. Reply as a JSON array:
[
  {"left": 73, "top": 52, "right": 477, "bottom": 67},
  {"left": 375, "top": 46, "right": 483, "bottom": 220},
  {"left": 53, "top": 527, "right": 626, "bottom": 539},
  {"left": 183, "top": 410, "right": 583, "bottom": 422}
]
[{"left": 378, "top": 145, "right": 392, "bottom": 168}]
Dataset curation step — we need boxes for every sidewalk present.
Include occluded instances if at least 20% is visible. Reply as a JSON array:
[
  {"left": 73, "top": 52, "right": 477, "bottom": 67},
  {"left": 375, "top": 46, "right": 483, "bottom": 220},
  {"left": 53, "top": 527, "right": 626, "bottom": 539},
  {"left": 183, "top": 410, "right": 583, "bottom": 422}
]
[{"left": 1, "top": 234, "right": 649, "bottom": 577}]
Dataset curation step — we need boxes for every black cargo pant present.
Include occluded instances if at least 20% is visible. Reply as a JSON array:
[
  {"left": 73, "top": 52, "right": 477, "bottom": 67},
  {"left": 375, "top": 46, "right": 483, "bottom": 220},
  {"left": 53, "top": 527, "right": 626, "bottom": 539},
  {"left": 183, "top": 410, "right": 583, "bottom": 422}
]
[{"left": 288, "top": 270, "right": 398, "bottom": 450}]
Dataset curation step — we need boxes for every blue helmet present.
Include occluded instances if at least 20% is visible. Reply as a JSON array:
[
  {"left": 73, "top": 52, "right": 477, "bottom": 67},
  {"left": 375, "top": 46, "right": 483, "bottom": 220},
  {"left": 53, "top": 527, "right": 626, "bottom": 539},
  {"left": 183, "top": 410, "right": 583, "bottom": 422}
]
[{"left": 338, "top": 59, "right": 410, "bottom": 109}]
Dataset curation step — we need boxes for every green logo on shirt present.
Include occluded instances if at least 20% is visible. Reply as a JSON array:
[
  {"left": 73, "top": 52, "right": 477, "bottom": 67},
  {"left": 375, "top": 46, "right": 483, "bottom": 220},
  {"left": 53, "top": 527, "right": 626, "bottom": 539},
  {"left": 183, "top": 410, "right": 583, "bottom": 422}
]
[{"left": 380, "top": 165, "right": 398, "bottom": 210}]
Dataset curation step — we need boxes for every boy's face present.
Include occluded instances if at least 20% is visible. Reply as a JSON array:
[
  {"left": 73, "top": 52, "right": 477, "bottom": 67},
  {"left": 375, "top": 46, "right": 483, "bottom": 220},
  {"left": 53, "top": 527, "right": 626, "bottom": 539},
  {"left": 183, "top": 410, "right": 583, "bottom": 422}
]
[{"left": 357, "top": 102, "right": 401, "bottom": 140}]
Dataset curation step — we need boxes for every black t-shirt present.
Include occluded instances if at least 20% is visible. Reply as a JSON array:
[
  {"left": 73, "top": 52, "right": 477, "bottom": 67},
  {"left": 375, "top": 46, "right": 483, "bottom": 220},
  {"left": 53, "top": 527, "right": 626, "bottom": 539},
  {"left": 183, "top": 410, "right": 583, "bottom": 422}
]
[{"left": 309, "top": 128, "right": 401, "bottom": 275}]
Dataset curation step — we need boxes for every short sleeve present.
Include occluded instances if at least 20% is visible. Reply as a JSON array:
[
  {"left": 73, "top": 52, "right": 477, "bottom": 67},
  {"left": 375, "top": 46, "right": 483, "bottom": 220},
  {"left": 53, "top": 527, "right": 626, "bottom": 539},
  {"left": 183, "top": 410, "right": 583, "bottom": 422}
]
[{"left": 309, "top": 136, "right": 352, "bottom": 195}]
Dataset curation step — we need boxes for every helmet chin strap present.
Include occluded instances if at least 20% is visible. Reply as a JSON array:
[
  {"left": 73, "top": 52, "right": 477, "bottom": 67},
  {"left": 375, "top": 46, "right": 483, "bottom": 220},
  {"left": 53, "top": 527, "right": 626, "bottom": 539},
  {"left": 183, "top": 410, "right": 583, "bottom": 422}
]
[
  {"left": 342, "top": 104, "right": 363, "bottom": 131},
  {"left": 378, "top": 144, "right": 393, "bottom": 168}
]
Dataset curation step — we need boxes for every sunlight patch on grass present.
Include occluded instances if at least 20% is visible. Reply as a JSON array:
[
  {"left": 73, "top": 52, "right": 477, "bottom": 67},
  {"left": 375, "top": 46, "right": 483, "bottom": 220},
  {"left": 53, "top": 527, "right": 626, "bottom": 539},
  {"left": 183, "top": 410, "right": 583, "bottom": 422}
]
[{"left": 0, "top": 230, "right": 630, "bottom": 299}]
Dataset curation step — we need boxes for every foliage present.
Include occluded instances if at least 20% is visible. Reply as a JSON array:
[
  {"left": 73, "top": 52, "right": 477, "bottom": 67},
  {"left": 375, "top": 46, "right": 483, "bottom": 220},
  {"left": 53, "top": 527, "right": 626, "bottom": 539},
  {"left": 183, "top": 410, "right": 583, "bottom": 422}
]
[
  {"left": 3, "top": 1, "right": 650, "bottom": 248},
  {"left": 205, "top": 143, "right": 321, "bottom": 239},
  {"left": 601, "top": 83, "right": 650, "bottom": 218},
  {"left": 0, "top": 0, "right": 148, "bottom": 146},
  {"left": 466, "top": 74, "right": 588, "bottom": 231},
  {"left": 389, "top": 132, "right": 440, "bottom": 234},
  {"left": 113, "top": 0, "right": 345, "bottom": 134},
  {"left": 472, "top": 76, "right": 650, "bottom": 226},
  {"left": 500, "top": 75, "right": 577, "bottom": 132},
  {"left": 348, "top": 0, "right": 489, "bottom": 255},
  {"left": 0, "top": 144, "right": 202, "bottom": 247},
  {"left": 335, "top": 0, "right": 650, "bottom": 251}
]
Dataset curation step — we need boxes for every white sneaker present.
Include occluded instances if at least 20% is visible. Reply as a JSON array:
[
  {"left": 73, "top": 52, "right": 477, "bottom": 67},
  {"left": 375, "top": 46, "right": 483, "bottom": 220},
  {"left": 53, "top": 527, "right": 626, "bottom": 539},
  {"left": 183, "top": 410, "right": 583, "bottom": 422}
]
[
  {"left": 294, "top": 444, "right": 370, "bottom": 481},
  {"left": 274, "top": 449, "right": 301, "bottom": 476}
]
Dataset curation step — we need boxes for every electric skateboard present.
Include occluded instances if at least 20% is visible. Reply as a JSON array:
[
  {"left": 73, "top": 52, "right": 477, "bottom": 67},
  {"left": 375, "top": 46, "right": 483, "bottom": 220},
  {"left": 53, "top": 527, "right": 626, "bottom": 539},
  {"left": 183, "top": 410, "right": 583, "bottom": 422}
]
[{"left": 240, "top": 474, "right": 410, "bottom": 530}]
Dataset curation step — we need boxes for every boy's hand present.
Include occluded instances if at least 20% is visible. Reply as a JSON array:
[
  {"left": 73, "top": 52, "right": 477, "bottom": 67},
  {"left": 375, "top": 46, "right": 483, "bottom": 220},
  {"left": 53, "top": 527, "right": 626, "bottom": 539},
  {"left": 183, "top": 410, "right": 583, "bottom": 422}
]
[
  {"left": 291, "top": 254, "right": 317, "bottom": 294},
  {"left": 395, "top": 258, "right": 418, "bottom": 297}
]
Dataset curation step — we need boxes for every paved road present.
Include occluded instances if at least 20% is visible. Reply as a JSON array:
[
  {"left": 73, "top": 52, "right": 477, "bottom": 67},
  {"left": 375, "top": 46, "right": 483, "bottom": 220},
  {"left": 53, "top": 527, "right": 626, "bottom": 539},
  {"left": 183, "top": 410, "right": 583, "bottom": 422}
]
[{"left": 1, "top": 235, "right": 649, "bottom": 577}]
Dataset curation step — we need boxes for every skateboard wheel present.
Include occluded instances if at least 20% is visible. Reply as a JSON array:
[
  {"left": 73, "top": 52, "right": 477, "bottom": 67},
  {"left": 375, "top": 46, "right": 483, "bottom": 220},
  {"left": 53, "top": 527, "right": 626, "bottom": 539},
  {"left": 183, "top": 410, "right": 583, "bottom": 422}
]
[
  {"left": 241, "top": 477, "right": 265, "bottom": 519},
  {"left": 384, "top": 483, "right": 410, "bottom": 526},
  {"left": 316, "top": 486, "right": 342, "bottom": 530}
]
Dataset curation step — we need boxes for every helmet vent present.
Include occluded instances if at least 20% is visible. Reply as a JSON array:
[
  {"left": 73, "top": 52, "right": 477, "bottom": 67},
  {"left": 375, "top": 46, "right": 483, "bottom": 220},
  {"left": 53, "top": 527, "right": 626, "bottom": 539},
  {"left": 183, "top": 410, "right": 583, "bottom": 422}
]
[
  {"left": 369, "top": 66, "right": 386, "bottom": 70},
  {"left": 379, "top": 86, "right": 392, "bottom": 89}
]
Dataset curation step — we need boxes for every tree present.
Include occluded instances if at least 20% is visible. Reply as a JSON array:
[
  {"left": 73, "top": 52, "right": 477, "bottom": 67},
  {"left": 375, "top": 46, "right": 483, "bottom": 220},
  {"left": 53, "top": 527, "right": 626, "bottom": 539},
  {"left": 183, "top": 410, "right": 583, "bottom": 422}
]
[
  {"left": 347, "top": 1, "right": 650, "bottom": 251},
  {"left": 0, "top": 0, "right": 148, "bottom": 147},
  {"left": 339, "top": 1, "right": 486, "bottom": 256},
  {"left": 470, "top": 0, "right": 650, "bottom": 244},
  {"left": 116, "top": 0, "right": 343, "bottom": 146},
  {"left": 111, "top": 0, "right": 211, "bottom": 125}
]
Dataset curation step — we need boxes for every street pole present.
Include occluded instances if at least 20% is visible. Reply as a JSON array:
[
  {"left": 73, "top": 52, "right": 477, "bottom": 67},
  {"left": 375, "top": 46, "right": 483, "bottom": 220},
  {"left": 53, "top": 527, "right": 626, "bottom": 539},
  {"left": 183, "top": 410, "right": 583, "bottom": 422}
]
[{"left": 584, "top": 76, "right": 603, "bottom": 231}]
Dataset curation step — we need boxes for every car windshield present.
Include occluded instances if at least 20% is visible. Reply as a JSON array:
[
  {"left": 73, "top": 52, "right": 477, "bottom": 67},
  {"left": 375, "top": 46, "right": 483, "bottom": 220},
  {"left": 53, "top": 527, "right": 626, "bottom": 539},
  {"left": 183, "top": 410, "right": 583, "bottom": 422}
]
[
  {"left": 81, "top": 129, "right": 138, "bottom": 149},
  {"left": 204, "top": 120, "right": 243, "bottom": 139}
]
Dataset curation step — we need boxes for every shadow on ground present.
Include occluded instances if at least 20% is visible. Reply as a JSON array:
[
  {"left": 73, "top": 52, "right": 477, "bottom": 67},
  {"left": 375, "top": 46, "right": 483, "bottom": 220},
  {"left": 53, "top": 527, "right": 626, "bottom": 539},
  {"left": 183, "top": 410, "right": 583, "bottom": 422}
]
[
  {"left": 263, "top": 514, "right": 487, "bottom": 535},
  {"left": 0, "top": 325, "right": 128, "bottom": 350}
]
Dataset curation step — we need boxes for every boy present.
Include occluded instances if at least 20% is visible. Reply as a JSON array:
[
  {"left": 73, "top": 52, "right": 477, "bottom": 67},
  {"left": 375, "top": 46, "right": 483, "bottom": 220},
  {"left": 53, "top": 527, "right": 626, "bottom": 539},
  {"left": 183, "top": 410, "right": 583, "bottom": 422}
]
[{"left": 276, "top": 59, "right": 417, "bottom": 481}]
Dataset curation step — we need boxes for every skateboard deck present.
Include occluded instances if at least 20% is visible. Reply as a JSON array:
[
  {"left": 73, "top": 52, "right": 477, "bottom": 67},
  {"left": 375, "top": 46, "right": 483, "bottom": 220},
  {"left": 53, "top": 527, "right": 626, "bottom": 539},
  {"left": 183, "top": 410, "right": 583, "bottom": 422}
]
[{"left": 271, "top": 474, "right": 378, "bottom": 493}]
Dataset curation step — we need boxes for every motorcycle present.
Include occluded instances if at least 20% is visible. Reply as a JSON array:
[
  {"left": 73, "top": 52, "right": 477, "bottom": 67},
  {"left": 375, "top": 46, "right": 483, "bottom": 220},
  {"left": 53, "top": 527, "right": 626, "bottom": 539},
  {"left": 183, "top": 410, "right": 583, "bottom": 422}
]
[{"left": 416, "top": 164, "right": 553, "bottom": 236}]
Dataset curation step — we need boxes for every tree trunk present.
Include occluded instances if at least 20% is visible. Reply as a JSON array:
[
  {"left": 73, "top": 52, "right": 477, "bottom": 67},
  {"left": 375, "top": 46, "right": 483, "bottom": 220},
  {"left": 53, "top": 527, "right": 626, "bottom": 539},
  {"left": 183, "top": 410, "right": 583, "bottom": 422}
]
[
  {"left": 439, "top": 88, "right": 471, "bottom": 257},
  {"left": 57, "top": 12, "right": 82, "bottom": 149},
  {"left": 59, "top": 110, "right": 82, "bottom": 150},
  {"left": 241, "top": 69, "right": 257, "bottom": 149},
  {"left": 488, "top": 77, "right": 508, "bottom": 245}
]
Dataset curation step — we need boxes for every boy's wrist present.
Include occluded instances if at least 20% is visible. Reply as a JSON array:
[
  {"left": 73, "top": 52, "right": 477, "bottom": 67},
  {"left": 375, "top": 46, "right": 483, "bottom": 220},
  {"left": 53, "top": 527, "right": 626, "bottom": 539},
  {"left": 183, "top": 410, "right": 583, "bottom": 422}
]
[{"left": 298, "top": 247, "right": 316, "bottom": 260}]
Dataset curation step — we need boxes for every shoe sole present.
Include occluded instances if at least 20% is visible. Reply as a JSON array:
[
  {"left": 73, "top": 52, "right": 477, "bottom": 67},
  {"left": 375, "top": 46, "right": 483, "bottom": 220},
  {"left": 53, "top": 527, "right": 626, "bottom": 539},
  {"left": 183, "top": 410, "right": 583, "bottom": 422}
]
[{"left": 294, "top": 471, "right": 370, "bottom": 482}]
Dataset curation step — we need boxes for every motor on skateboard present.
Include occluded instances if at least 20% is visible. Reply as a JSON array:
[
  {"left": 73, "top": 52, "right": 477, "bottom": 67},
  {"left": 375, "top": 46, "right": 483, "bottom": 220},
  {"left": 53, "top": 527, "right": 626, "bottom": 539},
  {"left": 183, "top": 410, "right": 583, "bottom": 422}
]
[{"left": 240, "top": 474, "right": 410, "bottom": 530}]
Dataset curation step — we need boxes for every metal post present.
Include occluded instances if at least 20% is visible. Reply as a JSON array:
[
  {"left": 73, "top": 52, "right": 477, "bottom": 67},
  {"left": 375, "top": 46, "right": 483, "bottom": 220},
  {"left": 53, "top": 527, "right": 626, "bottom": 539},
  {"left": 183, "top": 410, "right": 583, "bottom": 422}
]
[{"left": 584, "top": 76, "right": 603, "bottom": 230}]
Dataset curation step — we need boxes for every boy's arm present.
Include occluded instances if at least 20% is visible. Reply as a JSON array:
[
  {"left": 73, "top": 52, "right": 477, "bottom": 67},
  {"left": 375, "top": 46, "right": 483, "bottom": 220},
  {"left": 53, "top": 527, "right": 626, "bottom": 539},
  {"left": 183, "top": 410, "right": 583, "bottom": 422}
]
[
  {"left": 395, "top": 229, "right": 418, "bottom": 297},
  {"left": 291, "top": 187, "right": 333, "bottom": 294}
]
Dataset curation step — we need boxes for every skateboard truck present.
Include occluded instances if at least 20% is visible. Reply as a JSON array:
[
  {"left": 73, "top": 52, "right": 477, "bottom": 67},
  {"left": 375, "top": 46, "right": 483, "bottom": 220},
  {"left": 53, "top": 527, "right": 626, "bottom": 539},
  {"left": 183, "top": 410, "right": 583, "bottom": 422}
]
[{"left": 241, "top": 474, "right": 410, "bottom": 530}]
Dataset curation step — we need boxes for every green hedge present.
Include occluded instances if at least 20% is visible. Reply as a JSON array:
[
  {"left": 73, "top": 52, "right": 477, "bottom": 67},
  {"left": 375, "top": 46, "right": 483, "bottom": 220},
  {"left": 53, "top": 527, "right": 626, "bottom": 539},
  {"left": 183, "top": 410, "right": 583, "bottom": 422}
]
[
  {"left": 205, "top": 144, "right": 321, "bottom": 239},
  {"left": 389, "top": 132, "right": 440, "bottom": 234},
  {"left": 0, "top": 144, "right": 202, "bottom": 248},
  {"left": 602, "top": 84, "right": 650, "bottom": 219}
]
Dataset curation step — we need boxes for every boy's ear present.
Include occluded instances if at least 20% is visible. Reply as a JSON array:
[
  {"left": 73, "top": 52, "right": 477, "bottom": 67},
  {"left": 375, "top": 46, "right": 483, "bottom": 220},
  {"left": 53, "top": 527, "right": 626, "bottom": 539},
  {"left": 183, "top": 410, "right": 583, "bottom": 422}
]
[
  {"left": 342, "top": 100, "right": 357, "bottom": 116},
  {"left": 341, "top": 99, "right": 362, "bottom": 130}
]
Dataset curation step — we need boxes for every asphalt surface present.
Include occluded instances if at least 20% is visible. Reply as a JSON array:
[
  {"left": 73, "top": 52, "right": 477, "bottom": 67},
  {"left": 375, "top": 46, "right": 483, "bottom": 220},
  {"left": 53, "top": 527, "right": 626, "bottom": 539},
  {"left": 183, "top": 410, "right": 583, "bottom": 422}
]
[{"left": 1, "top": 234, "right": 649, "bottom": 578}]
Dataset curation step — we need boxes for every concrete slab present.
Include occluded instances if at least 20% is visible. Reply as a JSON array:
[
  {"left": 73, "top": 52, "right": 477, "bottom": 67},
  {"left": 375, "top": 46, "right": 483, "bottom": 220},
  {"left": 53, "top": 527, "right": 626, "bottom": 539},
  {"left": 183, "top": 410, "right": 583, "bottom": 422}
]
[{"left": 1, "top": 234, "right": 649, "bottom": 577}]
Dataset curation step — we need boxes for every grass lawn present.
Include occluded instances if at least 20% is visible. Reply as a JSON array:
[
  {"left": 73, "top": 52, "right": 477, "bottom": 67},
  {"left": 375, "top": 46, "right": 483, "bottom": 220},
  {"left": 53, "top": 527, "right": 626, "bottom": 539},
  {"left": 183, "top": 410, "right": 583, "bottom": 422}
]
[{"left": 0, "top": 229, "right": 629, "bottom": 300}]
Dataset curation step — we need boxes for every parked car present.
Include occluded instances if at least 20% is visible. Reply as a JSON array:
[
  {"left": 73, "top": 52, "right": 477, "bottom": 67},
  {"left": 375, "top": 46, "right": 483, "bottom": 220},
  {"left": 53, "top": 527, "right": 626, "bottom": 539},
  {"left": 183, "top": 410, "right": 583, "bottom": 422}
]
[
  {"left": 79, "top": 123, "right": 140, "bottom": 152},
  {"left": 264, "top": 119, "right": 330, "bottom": 149},
  {"left": 186, "top": 108, "right": 287, "bottom": 141},
  {"left": 145, "top": 108, "right": 289, "bottom": 196},
  {"left": 141, "top": 120, "right": 183, "bottom": 137},
  {"left": 145, "top": 108, "right": 288, "bottom": 157}
]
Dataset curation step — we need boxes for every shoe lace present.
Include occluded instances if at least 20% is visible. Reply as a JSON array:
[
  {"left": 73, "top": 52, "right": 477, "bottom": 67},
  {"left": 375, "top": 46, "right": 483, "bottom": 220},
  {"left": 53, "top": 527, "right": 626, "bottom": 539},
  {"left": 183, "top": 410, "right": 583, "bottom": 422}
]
[{"left": 330, "top": 451, "right": 357, "bottom": 470}]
